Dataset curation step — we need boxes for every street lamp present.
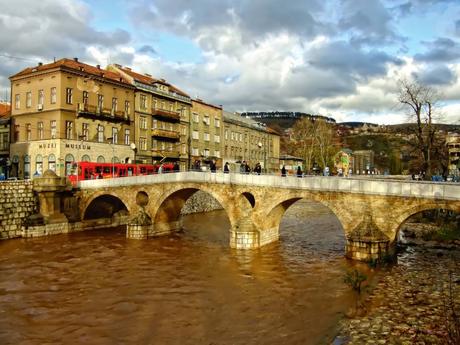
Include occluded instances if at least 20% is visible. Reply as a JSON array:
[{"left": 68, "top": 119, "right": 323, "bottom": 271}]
[
  {"left": 130, "top": 142, "right": 137, "bottom": 175},
  {"left": 107, "top": 137, "right": 115, "bottom": 178}
]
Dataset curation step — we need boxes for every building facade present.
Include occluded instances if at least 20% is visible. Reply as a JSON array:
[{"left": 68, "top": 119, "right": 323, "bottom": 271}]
[
  {"left": 352, "top": 150, "right": 375, "bottom": 174},
  {"left": 190, "top": 99, "right": 223, "bottom": 170},
  {"left": 9, "top": 58, "right": 136, "bottom": 179},
  {"left": 0, "top": 102, "right": 10, "bottom": 177},
  {"left": 447, "top": 132, "right": 460, "bottom": 176},
  {"left": 108, "top": 64, "right": 192, "bottom": 170},
  {"left": 223, "top": 111, "right": 280, "bottom": 173}
]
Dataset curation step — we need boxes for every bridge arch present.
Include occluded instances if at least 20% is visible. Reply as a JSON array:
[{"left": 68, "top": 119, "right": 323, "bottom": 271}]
[
  {"left": 149, "top": 184, "right": 238, "bottom": 235},
  {"left": 82, "top": 191, "right": 131, "bottom": 221},
  {"left": 83, "top": 193, "right": 129, "bottom": 220},
  {"left": 389, "top": 201, "right": 460, "bottom": 242},
  {"left": 241, "top": 192, "right": 255, "bottom": 208}
]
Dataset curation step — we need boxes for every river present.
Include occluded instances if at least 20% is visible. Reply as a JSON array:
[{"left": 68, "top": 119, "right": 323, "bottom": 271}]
[{"left": 0, "top": 200, "right": 368, "bottom": 345}]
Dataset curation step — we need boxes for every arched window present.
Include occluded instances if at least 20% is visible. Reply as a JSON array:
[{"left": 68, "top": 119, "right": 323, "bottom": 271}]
[
  {"left": 81, "top": 155, "right": 91, "bottom": 162},
  {"left": 65, "top": 154, "right": 75, "bottom": 176},
  {"left": 48, "top": 154, "right": 56, "bottom": 172},
  {"left": 97, "top": 155, "right": 105, "bottom": 163},
  {"left": 111, "top": 157, "right": 120, "bottom": 163},
  {"left": 24, "top": 155, "right": 31, "bottom": 179},
  {"left": 35, "top": 154, "right": 43, "bottom": 175}
]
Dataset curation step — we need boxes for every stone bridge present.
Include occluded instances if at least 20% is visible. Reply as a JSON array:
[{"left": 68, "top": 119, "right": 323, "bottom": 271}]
[{"left": 73, "top": 172, "right": 460, "bottom": 262}]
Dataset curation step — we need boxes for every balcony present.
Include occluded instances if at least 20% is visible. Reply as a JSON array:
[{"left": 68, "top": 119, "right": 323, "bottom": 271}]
[
  {"left": 152, "top": 108, "right": 180, "bottom": 122},
  {"left": 151, "top": 150, "right": 180, "bottom": 158},
  {"left": 151, "top": 128, "right": 180, "bottom": 140},
  {"left": 76, "top": 103, "right": 131, "bottom": 125}
]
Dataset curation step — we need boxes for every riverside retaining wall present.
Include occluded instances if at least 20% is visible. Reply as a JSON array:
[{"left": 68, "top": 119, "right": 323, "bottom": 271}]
[{"left": 0, "top": 180, "right": 37, "bottom": 239}]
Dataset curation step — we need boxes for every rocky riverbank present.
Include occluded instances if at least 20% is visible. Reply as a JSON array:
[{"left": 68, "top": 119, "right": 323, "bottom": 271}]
[{"left": 335, "top": 245, "right": 460, "bottom": 344}]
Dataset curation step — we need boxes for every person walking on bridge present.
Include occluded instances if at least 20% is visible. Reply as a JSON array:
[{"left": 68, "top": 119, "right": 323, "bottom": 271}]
[
  {"left": 296, "top": 166, "right": 303, "bottom": 178},
  {"left": 281, "top": 165, "right": 287, "bottom": 177}
]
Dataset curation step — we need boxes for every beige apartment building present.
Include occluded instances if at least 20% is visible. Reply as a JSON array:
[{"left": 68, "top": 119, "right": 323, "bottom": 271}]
[
  {"left": 190, "top": 99, "right": 223, "bottom": 170},
  {"left": 223, "top": 111, "right": 280, "bottom": 173},
  {"left": 108, "top": 64, "right": 192, "bottom": 170},
  {"left": 447, "top": 132, "right": 460, "bottom": 176},
  {"left": 9, "top": 58, "right": 136, "bottom": 178}
]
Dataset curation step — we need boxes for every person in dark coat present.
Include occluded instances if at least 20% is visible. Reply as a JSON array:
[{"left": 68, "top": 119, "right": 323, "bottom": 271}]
[
  {"left": 173, "top": 161, "right": 180, "bottom": 172},
  {"left": 210, "top": 160, "right": 217, "bottom": 173},
  {"left": 281, "top": 165, "right": 287, "bottom": 177},
  {"left": 297, "top": 166, "right": 303, "bottom": 178},
  {"left": 245, "top": 162, "right": 251, "bottom": 174},
  {"left": 254, "top": 163, "right": 262, "bottom": 175},
  {"left": 224, "top": 162, "right": 230, "bottom": 173}
]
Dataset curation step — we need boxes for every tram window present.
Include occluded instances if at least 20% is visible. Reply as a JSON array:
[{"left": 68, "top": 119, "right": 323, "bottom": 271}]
[
  {"left": 127, "top": 167, "right": 133, "bottom": 176},
  {"left": 103, "top": 167, "right": 110, "bottom": 174},
  {"left": 96, "top": 166, "right": 102, "bottom": 173}
]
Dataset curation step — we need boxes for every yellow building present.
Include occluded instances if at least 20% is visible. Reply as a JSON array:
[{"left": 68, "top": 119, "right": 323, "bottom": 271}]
[
  {"left": 9, "top": 58, "right": 136, "bottom": 178},
  {"left": 223, "top": 111, "right": 280, "bottom": 173},
  {"left": 447, "top": 132, "right": 460, "bottom": 176},
  {"left": 190, "top": 99, "right": 223, "bottom": 170},
  {"left": 108, "top": 64, "right": 192, "bottom": 170}
]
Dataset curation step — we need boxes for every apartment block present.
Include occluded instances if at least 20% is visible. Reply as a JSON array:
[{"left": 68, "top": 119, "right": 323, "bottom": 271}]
[{"left": 9, "top": 58, "right": 136, "bottom": 178}]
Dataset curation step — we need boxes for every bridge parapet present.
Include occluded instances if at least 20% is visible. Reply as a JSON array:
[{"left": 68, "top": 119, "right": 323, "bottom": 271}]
[{"left": 78, "top": 172, "right": 460, "bottom": 201}]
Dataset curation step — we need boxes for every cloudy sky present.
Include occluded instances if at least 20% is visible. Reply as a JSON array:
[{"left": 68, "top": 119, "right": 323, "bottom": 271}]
[{"left": 1, "top": 0, "right": 460, "bottom": 124}]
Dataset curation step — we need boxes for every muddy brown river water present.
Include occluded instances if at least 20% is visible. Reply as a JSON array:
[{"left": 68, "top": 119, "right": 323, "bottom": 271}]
[{"left": 0, "top": 201, "right": 368, "bottom": 345}]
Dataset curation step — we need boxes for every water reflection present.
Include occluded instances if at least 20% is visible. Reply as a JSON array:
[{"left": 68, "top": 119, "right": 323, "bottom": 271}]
[{"left": 0, "top": 200, "right": 357, "bottom": 345}]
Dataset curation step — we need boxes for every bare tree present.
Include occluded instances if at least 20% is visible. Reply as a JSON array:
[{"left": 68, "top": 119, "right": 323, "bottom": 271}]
[
  {"left": 290, "top": 117, "right": 318, "bottom": 173},
  {"left": 398, "top": 79, "right": 442, "bottom": 178},
  {"left": 315, "top": 119, "right": 337, "bottom": 170}
]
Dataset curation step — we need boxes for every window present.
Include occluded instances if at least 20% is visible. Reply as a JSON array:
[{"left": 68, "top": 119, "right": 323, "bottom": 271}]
[
  {"left": 124, "top": 100, "right": 130, "bottom": 116},
  {"left": 215, "top": 150, "right": 220, "bottom": 158},
  {"left": 83, "top": 91, "right": 88, "bottom": 106},
  {"left": 152, "top": 99, "right": 157, "bottom": 110},
  {"left": 214, "top": 134, "right": 220, "bottom": 143},
  {"left": 26, "top": 123, "right": 31, "bottom": 141},
  {"left": 239, "top": 133, "right": 243, "bottom": 142},
  {"left": 140, "top": 94, "right": 147, "bottom": 110},
  {"left": 48, "top": 154, "right": 56, "bottom": 172},
  {"left": 112, "top": 97, "right": 118, "bottom": 112},
  {"left": 192, "top": 147, "right": 199, "bottom": 156},
  {"left": 38, "top": 89, "right": 44, "bottom": 106},
  {"left": 204, "top": 132, "right": 210, "bottom": 141},
  {"left": 181, "top": 144, "right": 186, "bottom": 154},
  {"left": 65, "top": 121, "right": 73, "bottom": 139},
  {"left": 192, "top": 130, "right": 199, "bottom": 140},
  {"left": 50, "top": 87, "right": 57, "bottom": 104},
  {"left": 151, "top": 139, "right": 157, "bottom": 150},
  {"left": 97, "top": 94, "right": 104, "bottom": 110},
  {"left": 204, "top": 149, "right": 209, "bottom": 157},
  {"left": 37, "top": 122, "right": 44, "bottom": 140},
  {"left": 124, "top": 129, "right": 130, "bottom": 145},
  {"left": 65, "top": 154, "right": 74, "bottom": 176},
  {"left": 14, "top": 125, "right": 19, "bottom": 142},
  {"left": 26, "top": 92, "right": 32, "bottom": 108},
  {"left": 65, "top": 88, "right": 73, "bottom": 104},
  {"left": 139, "top": 116, "right": 147, "bottom": 130},
  {"left": 82, "top": 123, "right": 89, "bottom": 140},
  {"left": 14, "top": 94, "right": 20, "bottom": 109},
  {"left": 24, "top": 155, "right": 30, "bottom": 179},
  {"left": 203, "top": 116, "right": 210, "bottom": 125},
  {"left": 152, "top": 119, "right": 158, "bottom": 129},
  {"left": 51, "top": 120, "right": 56, "bottom": 139},
  {"left": 193, "top": 113, "right": 199, "bottom": 123},
  {"left": 112, "top": 127, "right": 118, "bottom": 144},
  {"left": 215, "top": 119, "right": 220, "bottom": 128},
  {"left": 0, "top": 132, "right": 8, "bottom": 150},
  {"left": 97, "top": 125, "right": 104, "bottom": 142},
  {"left": 181, "top": 125, "right": 186, "bottom": 135},
  {"left": 36, "top": 155, "right": 43, "bottom": 175},
  {"left": 225, "top": 130, "right": 228, "bottom": 140},
  {"left": 140, "top": 137, "right": 147, "bottom": 150}
]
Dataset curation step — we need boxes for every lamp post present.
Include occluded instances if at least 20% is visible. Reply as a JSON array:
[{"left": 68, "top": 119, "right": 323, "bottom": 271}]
[
  {"left": 107, "top": 137, "right": 115, "bottom": 178},
  {"left": 130, "top": 142, "right": 137, "bottom": 175}
]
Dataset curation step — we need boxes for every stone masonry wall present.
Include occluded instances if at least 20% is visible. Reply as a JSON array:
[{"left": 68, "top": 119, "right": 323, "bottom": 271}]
[
  {"left": 181, "top": 190, "right": 223, "bottom": 215},
  {"left": 0, "top": 180, "right": 37, "bottom": 239}
]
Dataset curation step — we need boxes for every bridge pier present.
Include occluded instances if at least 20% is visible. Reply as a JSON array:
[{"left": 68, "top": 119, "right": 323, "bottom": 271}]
[{"left": 345, "top": 213, "right": 393, "bottom": 262}]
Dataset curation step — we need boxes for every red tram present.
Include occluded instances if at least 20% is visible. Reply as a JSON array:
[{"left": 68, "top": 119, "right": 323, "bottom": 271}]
[{"left": 68, "top": 161, "right": 175, "bottom": 185}]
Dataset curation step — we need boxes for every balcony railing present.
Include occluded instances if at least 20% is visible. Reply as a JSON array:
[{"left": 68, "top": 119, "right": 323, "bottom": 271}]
[
  {"left": 151, "top": 128, "right": 180, "bottom": 140},
  {"left": 151, "top": 150, "right": 180, "bottom": 158},
  {"left": 76, "top": 103, "right": 131, "bottom": 125},
  {"left": 152, "top": 108, "right": 180, "bottom": 122}
]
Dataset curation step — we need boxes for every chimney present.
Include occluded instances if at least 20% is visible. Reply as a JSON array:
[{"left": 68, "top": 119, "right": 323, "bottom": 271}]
[
  {"left": 38, "top": 62, "right": 43, "bottom": 66},
  {"left": 73, "top": 57, "right": 78, "bottom": 62},
  {"left": 97, "top": 64, "right": 101, "bottom": 69}
]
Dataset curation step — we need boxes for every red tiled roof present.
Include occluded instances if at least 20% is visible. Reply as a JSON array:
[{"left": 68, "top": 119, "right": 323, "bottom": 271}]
[
  {"left": 117, "top": 66, "right": 190, "bottom": 98},
  {"left": 192, "top": 98, "right": 222, "bottom": 110},
  {"left": 10, "top": 58, "right": 132, "bottom": 86},
  {"left": 0, "top": 103, "right": 11, "bottom": 119},
  {"left": 266, "top": 127, "right": 281, "bottom": 136}
]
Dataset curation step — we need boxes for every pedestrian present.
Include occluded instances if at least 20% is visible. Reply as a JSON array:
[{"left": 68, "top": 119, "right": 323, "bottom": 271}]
[
  {"left": 224, "top": 162, "right": 230, "bottom": 173},
  {"left": 98, "top": 172, "right": 103, "bottom": 179},
  {"left": 296, "top": 166, "right": 302, "bottom": 178},
  {"left": 245, "top": 162, "right": 251, "bottom": 174},
  {"left": 158, "top": 164, "right": 163, "bottom": 174},
  {"left": 173, "top": 161, "right": 179, "bottom": 172},
  {"left": 240, "top": 161, "right": 246, "bottom": 174},
  {"left": 210, "top": 160, "right": 216, "bottom": 173},
  {"left": 254, "top": 163, "right": 261, "bottom": 175},
  {"left": 281, "top": 165, "right": 287, "bottom": 177}
]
